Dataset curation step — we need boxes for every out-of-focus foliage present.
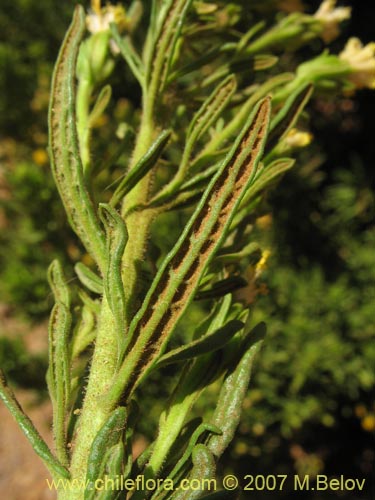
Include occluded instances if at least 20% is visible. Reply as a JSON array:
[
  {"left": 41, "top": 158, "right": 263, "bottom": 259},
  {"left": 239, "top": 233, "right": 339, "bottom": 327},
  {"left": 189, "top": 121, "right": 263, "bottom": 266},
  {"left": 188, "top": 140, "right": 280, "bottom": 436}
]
[
  {"left": 0, "top": 335, "right": 47, "bottom": 389},
  {"left": 0, "top": 156, "right": 69, "bottom": 317},
  {"left": 0, "top": 0, "right": 81, "bottom": 317},
  {"left": 190, "top": 157, "right": 375, "bottom": 489},
  {"left": 247, "top": 163, "right": 375, "bottom": 432},
  {"left": 0, "top": 0, "right": 78, "bottom": 137}
]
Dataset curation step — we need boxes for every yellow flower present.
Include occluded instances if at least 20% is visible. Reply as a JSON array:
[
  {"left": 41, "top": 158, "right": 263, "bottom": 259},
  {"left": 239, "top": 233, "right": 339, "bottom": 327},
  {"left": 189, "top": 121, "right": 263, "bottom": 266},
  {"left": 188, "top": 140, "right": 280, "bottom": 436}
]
[
  {"left": 255, "top": 249, "right": 271, "bottom": 279},
  {"left": 234, "top": 250, "right": 271, "bottom": 305},
  {"left": 361, "top": 414, "right": 375, "bottom": 433},
  {"left": 339, "top": 38, "right": 375, "bottom": 89},
  {"left": 87, "top": 2, "right": 128, "bottom": 35},
  {"left": 314, "top": 0, "right": 351, "bottom": 43},
  {"left": 284, "top": 128, "right": 313, "bottom": 149},
  {"left": 32, "top": 148, "right": 49, "bottom": 166},
  {"left": 256, "top": 214, "right": 273, "bottom": 230}
]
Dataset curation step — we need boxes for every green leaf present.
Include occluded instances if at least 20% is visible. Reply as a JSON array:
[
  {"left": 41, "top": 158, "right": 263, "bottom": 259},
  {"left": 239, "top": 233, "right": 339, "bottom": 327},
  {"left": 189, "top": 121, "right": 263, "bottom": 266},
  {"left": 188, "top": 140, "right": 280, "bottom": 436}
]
[
  {"left": 265, "top": 83, "right": 313, "bottom": 154},
  {"left": 48, "top": 5, "right": 106, "bottom": 272},
  {"left": 170, "top": 445, "right": 216, "bottom": 500},
  {"left": 215, "top": 241, "right": 261, "bottom": 264},
  {"left": 99, "top": 204, "right": 128, "bottom": 357},
  {"left": 168, "top": 423, "right": 221, "bottom": 481},
  {"left": 110, "top": 129, "right": 171, "bottom": 207},
  {"left": 188, "top": 75, "right": 237, "bottom": 143},
  {"left": 46, "top": 302, "right": 72, "bottom": 467},
  {"left": 178, "top": 163, "right": 220, "bottom": 193},
  {"left": 195, "top": 276, "right": 248, "bottom": 301},
  {"left": 196, "top": 73, "right": 292, "bottom": 161},
  {"left": 96, "top": 442, "right": 125, "bottom": 500},
  {"left": 237, "top": 21, "right": 266, "bottom": 52},
  {"left": 48, "top": 259, "right": 71, "bottom": 308},
  {"left": 168, "top": 47, "right": 221, "bottom": 82},
  {"left": 72, "top": 303, "right": 96, "bottom": 359},
  {"left": 241, "top": 157, "right": 295, "bottom": 207},
  {"left": 107, "top": 98, "right": 270, "bottom": 405},
  {"left": 156, "top": 319, "right": 244, "bottom": 367},
  {"left": 47, "top": 260, "right": 72, "bottom": 466},
  {"left": 75, "top": 262, "right": 103, "bottom": 295},
  {"left": 85, "top": 407, "right": 127, "bottom": 500},
  {"left": 88, "top": 85, "right": 112, "bottom": 127},
  {"left": 208, "top": 322, "right": 266, "bottom": 458},
  {"left": 144, "top": 355, "right": 223, "bottom": 483},
  {"left": 0, "top": 370, "right": 70, "bottom": 479},
  {"left": 154, "top": 75, "right": 237, "bottom": 197},
  {"left": 253, "top": 54, "right": 279, "bottom": 70},
  {"left": 110, "top": 23, "right": 144, "bottom": 86},
  {"left": 146, "top": 0, "right": 194, "bottom": 94}
]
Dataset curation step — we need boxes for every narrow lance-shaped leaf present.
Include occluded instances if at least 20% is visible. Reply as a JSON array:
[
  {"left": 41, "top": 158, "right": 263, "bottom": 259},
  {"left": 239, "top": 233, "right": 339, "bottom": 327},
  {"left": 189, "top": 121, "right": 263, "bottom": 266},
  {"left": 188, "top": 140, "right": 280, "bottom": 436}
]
[
  {"left": 99, "top": 204, "right": 128, "bottom": 358},
  {"left": 133, "top": 299, "right": 233, "bottom": 498},
  {"left": 107, "top": 97, "right": 270, "bottom": 405},
  {"left": 48, "top": 259, "right": 71, "bottom": 308},
  {"left": 121, "top": 399, "right": 138, "bottom": 482},
  {"left": 237, "top": 21, "right": 266, "bottom": 52},
  {"left": 195, "top": 276, "right": 248, "bottom": 301},
  {"left": 0, "top": 370, "right": 70, "bottom": 479},
  {"left": 178, "top": 163, "right": 220, "bottom": 193},
  {"left": 75, "top": 262, "right": 104, "bottom": 295},
  {"left": 187, "top": 75, "right": 237, "bottom": 145},
  {"left": 88, "top": 84, "right": 112, "bottom": 127},
  {"left": 201, "top": 54, "right": 277, "bottom": 88},
  {"left": 46, "top": 260, "right": 72, "bottom": 466},
  {"left": 47, "top": 302, "right": 72, "bottom": 466},
  {"left": 241, "top": 157, "right": 295, "bottom": 207},
  {"left": 168, "top": 47, "right": 221, "bottom": 83},
  {"left": 140, "top": 355, "right": 223, "bottom": 490},
  {"left": 169, "top": 445, "right": 216, "bottom": 500},
  {"left": 207, "top": 322, "right": 266, "bottom": 459},
  {"left": 195, "top": 74, "right": 292, "bottom": 163},
  {"left": 215, "top": 241, "right": 261, "bottom": 264},
  {"left": 230, "top": 157, "right": 295, "bottom": 233},
  {"left": 96, "top": 442, "right": 125, "bottom": 500},
  {"left": 156, "top": 319, "right": 244, "bottom": 367},
  {"left": 156, "top": 76, "right": 237, "bottom": 200},
  {"left": 48, "top": 6, "right": 106, "bottom": 272},
  {"left": 72, "top": 303, "right": 97, "bottom": 359},
  {"left": 78, "top": 288, "right": 101, "bottom": 315},
  {"left": 110, "top": 22, "right": 144, "bottom": 86},
  {"left": 147, "top": 0, "right": 194, "bottom": 98},
  {"left": 265, "top": 83, "right": 313, "bottom": 154},
  {"left": 110, "top": 129, "right": 171, "bottom": 208},
  {"left": 85, "top": 407, "right": 127, "bottom": 500},
  {"left": 167, "top": 423, "right": 221, "bottom": 482}
]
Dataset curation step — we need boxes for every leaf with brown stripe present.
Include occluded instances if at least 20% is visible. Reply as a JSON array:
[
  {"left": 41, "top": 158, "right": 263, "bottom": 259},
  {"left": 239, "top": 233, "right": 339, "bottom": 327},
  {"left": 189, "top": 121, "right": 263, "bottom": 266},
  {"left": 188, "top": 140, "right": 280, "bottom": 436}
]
[{"left": 106, "top": 97, "right": 271, "bottom": 406}]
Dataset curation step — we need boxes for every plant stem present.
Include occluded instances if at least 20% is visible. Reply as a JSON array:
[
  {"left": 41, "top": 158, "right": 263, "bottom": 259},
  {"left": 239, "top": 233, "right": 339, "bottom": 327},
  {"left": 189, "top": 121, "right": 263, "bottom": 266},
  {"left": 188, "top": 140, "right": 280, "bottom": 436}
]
[
  {"left": 120, "top": 104, "right": 156, "bottom": 323},
  {"left": 59, "top": 102, "right": 157, "bottom": 500},
  {"left": 58, "top": 298, "right": 118, "bottom": 499}
]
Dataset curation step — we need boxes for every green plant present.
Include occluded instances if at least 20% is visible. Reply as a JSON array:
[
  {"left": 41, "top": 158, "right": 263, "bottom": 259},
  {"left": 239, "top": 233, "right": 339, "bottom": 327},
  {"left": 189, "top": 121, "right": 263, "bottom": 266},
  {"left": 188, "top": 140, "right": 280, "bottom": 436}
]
[{"left": 1, "top": 1, "right": 374, "bottom": 499}]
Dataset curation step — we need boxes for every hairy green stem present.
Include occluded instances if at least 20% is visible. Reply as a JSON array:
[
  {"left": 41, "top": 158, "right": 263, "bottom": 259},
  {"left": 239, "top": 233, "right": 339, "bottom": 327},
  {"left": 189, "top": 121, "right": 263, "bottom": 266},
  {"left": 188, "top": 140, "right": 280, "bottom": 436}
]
[
  {"left": 63, "top": 100, "right": 158, "bottom": 500},
  {"left": 59, "top": 299, "right": 118, "bottom": 499}
]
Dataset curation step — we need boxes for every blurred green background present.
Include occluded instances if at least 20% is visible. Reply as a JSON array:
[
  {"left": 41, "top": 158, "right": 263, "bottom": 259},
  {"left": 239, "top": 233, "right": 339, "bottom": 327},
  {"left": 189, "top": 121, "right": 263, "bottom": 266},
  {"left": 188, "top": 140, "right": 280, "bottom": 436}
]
[{"left": 0, "top": 1, "right": 374, "bottom": 499}]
